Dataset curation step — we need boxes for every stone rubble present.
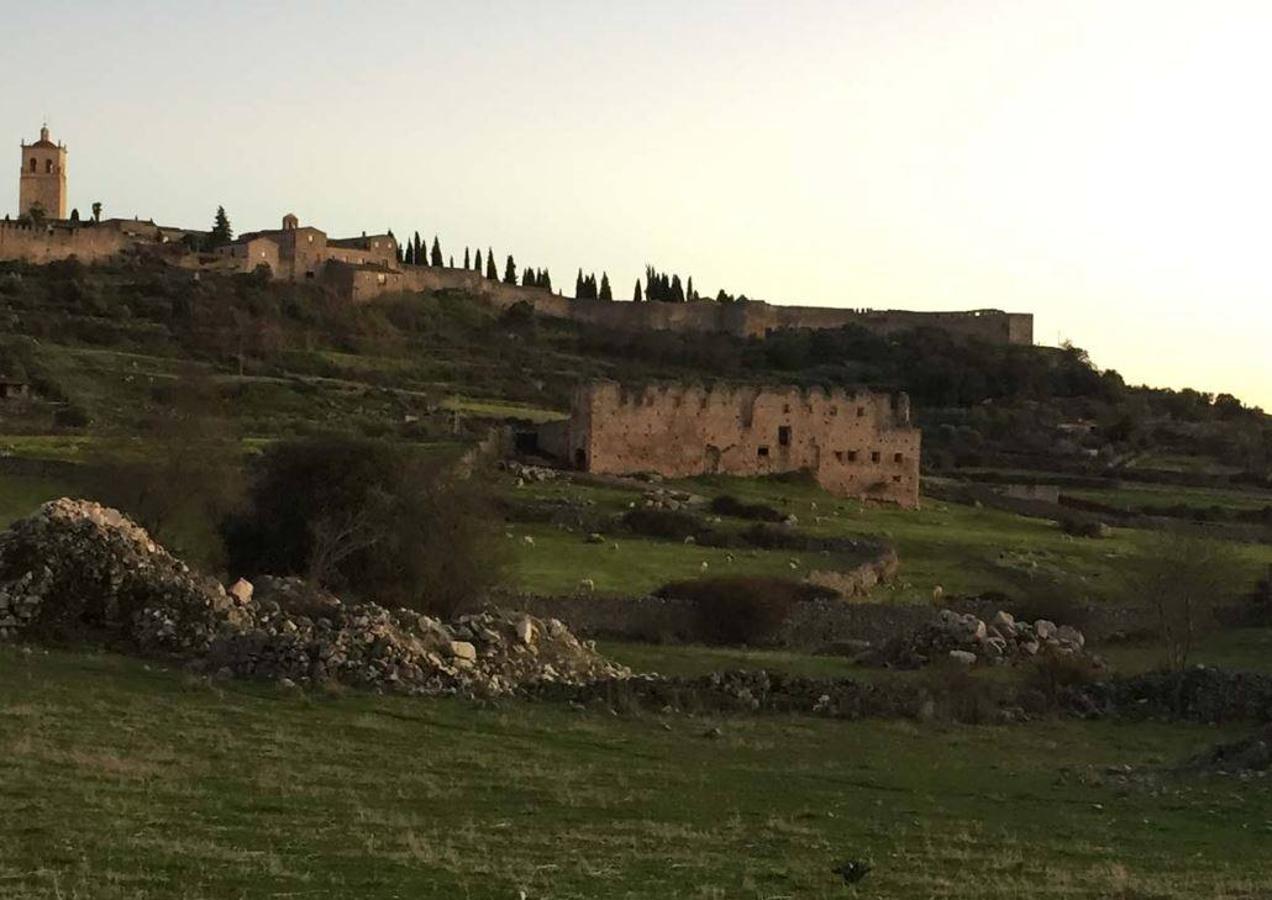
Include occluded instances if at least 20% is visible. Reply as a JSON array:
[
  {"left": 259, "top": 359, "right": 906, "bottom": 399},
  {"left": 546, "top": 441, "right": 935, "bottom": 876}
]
[
  {"left": 863, "top": 608, "right": 1092, "bottom": 669},
  {"left": 0, "top": 499, "right": 629, "bottom": 697}
]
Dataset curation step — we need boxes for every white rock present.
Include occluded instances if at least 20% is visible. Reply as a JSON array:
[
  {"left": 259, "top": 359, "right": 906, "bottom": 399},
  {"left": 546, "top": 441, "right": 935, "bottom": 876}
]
[
  {"left": 948, "top": 650, "right": 978, "bottom": 666},
  {"left": 448, "top": 641, "right": 478, "bottom": 661}
]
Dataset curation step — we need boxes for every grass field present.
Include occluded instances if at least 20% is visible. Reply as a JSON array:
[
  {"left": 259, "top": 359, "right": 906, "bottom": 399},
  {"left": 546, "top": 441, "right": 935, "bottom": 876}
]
[
  {"left": 506, "top": 473, "right": 1272, "bottom": 600},
  {"left": 3, "top": 645, "right": 1271, "bottom": 900}
]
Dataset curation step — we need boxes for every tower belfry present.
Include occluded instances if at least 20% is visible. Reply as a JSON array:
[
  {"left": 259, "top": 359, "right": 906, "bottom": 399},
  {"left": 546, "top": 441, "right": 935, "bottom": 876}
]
[{"left": 18, "top": 123, "right": 68, "bottom": 220}]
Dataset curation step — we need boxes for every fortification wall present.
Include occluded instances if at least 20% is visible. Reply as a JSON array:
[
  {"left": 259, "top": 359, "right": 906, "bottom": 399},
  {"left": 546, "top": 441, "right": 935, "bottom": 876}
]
[
  {"left": 558, "top": 381, "right": 920, "bottom": 507},
  {"left": 472, "top": 294, "right": 1033, "bottom": 347},
  {"left": 0, "top": 222, "right": 130, "bottom": 264}
]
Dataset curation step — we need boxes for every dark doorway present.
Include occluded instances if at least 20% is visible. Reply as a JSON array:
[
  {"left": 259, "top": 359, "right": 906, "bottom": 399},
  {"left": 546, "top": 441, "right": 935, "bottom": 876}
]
[{"left": 573, "top": 448, "right": 587, "bottom": 469}]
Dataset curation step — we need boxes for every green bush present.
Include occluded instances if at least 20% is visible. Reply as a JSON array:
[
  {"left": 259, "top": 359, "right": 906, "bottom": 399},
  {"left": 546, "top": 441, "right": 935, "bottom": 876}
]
[
  {"left": 709, "top": 495, "right": 784, "bottom": 523},
  {"left": 622, "top": 508, "right": 703, "bottom": 541},
  {"left": 655, "top": 577, "right": 833, "bottom": 645}
]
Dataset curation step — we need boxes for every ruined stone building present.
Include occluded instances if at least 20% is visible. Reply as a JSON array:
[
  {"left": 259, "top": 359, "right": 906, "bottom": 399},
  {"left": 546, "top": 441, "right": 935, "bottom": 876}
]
[
  {"left": 18, "top": 125, "right": 67, "bottom": 220},
  {"left": 539, "top": 381, "right": 921, "bottom": 508}
]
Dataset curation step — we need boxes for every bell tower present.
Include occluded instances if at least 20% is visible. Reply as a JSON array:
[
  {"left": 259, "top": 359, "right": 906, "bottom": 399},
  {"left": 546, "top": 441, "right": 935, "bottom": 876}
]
[{"left": 19, "top": 124, "right": 68, "bottom": 220}]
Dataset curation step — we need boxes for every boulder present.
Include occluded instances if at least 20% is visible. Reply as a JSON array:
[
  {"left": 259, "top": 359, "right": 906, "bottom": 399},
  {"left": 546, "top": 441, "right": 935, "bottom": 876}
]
[
  {"left": 1035, "top": 619, "right": 1058, "bottom": 641},
  {"left": 948, "top": 650, "right": 978, "bottom": 666},
  {"left": 227, "top": 578, "right": 254, "bottom": 604}
]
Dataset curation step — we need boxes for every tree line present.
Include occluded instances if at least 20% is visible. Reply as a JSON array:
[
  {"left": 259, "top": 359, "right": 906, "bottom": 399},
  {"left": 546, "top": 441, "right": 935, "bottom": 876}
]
[{"left": 395, "top": 231, "right": 554, "bottom": 291}]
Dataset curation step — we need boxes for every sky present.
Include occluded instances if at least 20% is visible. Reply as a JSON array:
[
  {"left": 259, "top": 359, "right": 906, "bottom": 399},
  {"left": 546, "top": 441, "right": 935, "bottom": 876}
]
[{"left": 5, "top": 0, "right": 1271, "bottom": 408}]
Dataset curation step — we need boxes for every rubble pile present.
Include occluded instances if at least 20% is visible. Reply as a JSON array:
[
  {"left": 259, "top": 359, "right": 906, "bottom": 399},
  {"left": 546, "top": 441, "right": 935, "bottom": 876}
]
[
  {"left": 864, "top": 608, "right": 1091, "bottom": 669},
  {"left": 0, "top": 498, "right": 252, "bottom": 651},
  {"left": 638, "top": 488, "right": 708, "bottom": 511},
  {"left": 0, "top": 500, "right": 629, "bottom": 696}
]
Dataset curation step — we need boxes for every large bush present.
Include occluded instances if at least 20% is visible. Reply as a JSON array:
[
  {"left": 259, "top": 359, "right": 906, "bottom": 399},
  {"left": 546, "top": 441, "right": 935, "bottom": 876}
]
[
  {"left": 222, "top": 436, "right": 504, "bottom": 616},
  {"left": 655, "top": 577, "right": 834, "bottom": 645}
]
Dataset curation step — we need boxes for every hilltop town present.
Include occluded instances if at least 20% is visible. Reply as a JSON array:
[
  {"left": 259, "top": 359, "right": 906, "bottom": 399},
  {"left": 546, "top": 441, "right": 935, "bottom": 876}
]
[{"left": 5, "top": 124, "right": 1033, "bottom": 342}]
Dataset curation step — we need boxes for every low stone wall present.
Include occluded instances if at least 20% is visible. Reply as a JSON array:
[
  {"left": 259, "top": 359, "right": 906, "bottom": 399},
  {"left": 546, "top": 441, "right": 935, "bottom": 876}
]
[{"left": 507, "top": 589, "right": 1152, "bottom": 650}]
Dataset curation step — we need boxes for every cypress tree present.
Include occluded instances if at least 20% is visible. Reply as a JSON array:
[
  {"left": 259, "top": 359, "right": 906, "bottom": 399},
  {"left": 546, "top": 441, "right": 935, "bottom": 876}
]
[
  {"left": 634, "top": 280, "right": 643, "bottom": 302},
  {"left": 541, "top": 269, "right": 552, "bottom": 292},
  {"left": 486, "top": 248, "right": 498, "bottom": 279},
  {"left": 431, "top": 237, "right": 443, "bottom": 267},
  {"left": 464, "top": 247, "right": 470, "bottom": 269},
  {"left": 576, "top": 269, "right": 586, "bottom": 298},
  {"left": 522, "top": 266, "right": 534, "bottom": 286},
  {"left": 69, "top": 208, "right": 80, "bottom": 224},
  {"left": 504, "top": 255, "right": 517, "bottom": 285},
  {"left": 599, "top": 272, "right": 612, "bottom": 301},
  {"left": 448, "top": 254, "right": 454, "bottom": 268},
  {"left": 210, "top": 206, "right": 233, "bottom": 247},
  {"left": 474, "top": 248, "right": 483, "bottom": 272},
  {"left": 413, "top": 232, "right": 423, "bottom": 266},
  {"left": 671, "top": 274, "right": 685, "bottom": 303}
]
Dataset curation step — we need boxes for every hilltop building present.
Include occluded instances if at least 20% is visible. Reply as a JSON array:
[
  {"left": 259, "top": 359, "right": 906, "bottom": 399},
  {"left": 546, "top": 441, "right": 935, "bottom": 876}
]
[
  {"left": 537, "top": 380, "right": 922, "bottom": 508},
  {"left": 18, "top": 125, "right": 68, "bottom": 220},
  {"left": 221, "top": 214, "right": 399, "bottom": 281}
]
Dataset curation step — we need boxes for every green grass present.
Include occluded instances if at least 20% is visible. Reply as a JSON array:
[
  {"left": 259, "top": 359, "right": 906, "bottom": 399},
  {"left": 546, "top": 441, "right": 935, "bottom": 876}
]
[
  {"left": 3, "top": 645, "right": 1271, "bottom": 899},
  {"left": 2, "top": 643, "right": 1272, "bottom": 894},
  {"left": 508, "top": 473, "right": 1272, "bottom": 601},
  {"left": 1067, "top": 483, "right": 1272, "bottom": 513},
  {"left": 0, "top": 471, "right": 85, "bottom": 527},
  {"left": 441, "top": 395, "right": 567, "bottom": 423}
]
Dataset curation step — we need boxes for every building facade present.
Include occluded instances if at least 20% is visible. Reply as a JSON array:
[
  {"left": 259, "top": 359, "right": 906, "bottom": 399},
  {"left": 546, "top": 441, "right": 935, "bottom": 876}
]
[
  {"left": 541, "top": 380, "right": 922, "bottom": 508},
  {"left": 18, "top": 125, "right": 68, "bottom": 220}
]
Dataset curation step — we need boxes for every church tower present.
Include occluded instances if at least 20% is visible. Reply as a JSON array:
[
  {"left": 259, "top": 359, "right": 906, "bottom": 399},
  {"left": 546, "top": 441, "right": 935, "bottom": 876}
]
[{"left": 19, "top": 125, "right": 68, "bottom": 220}]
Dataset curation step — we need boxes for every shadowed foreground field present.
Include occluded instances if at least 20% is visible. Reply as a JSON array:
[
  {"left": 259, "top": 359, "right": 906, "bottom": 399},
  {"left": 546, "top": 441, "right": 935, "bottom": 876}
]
[{"left": 2, "top": 647, "right": 1270, "bottom": 899}]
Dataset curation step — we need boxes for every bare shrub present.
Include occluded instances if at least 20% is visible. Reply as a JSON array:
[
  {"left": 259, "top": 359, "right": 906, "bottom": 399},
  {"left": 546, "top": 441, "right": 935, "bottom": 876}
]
[
  {"left": 86, "top": 368, "right": 244, "bottom": 570},
  {"left": 222, "top": 436, "right": 506, "bottom": 617},
  {"left": 1022, "top": 653, "right": 1103, "bottom": 708},
  {"left": 1121, "top": 533, "right": 1244, "bottom": 670}
]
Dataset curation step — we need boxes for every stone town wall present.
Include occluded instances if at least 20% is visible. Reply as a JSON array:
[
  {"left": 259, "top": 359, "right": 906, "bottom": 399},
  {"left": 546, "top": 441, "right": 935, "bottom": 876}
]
[
  {"left": 438, "top": 280, "right": 1033, "bottom": 347},
  {"left": 556, "top": 381, "right": 921, "bottom": 507},
  {"left": 0, "top": 221, "right": 130, "bottom": 264}
]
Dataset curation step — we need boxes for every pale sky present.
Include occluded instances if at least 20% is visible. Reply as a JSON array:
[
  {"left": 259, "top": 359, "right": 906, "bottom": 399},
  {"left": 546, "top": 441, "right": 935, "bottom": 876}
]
[{"left": 5, "top": 1, "right": 1271, "bottom": 408}]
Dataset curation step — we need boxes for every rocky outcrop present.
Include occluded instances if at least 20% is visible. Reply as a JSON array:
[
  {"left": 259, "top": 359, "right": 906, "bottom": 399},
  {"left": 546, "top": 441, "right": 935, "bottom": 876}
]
[{"left": 0, "top": 499, "right": 628, "bottom": 696}]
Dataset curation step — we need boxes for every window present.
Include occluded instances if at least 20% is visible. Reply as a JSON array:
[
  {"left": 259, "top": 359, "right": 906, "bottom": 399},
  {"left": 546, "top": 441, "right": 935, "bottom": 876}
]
[
  {"left": 45, "top": 160, "right": 53, "bottom": 173},
  {"left": 757, "top": 446, "right": 770, "bottom": 458},
  {"left": 29, "top": 158, "right": 36, "bottom": 172},
  {"left": 783, "top": 404, "right": 791, "bottom": 414},
  {"left": 892, "top": 475, "right": 902, "bottom": 483},
  {"left": 847, "top": 450, "right": 858, "bottom": 462},
  {"left": 834, "top": 451, "right": 844, "bottom": 462},
  {"left": 894, "top": 452, "right": 903, "bottom": 463},
  {"left": 778, "top": 426, "right": 791, "bottom": 447},
  {"left": 856, "top": 407, "right": 866, "bottom": 418},
  {"left": 871, "top": 451, "right": 881, "bottom": 463}
]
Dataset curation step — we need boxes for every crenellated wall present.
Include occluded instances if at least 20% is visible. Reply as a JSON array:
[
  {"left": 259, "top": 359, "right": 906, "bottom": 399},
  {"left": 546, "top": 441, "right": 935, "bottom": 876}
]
[{"left": 546, "top": 380, "right": 921, "bottom": 507}]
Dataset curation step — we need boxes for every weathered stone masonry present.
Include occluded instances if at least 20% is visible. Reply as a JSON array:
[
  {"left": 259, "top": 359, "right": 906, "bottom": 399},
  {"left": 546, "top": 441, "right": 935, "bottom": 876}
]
[{"left": 543, "top": 381, "right": 921, "bottom": 508}]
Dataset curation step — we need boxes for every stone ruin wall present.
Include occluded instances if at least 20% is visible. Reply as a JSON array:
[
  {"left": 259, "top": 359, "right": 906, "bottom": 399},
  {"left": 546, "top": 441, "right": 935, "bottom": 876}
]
[
  {"left": 561, "top": 381, "right": 921, "bottom": 508},
  {"left": 0, "top": 222, "right": 131, "bottom": 265}
]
